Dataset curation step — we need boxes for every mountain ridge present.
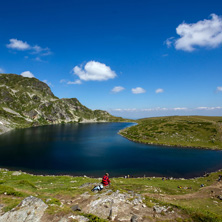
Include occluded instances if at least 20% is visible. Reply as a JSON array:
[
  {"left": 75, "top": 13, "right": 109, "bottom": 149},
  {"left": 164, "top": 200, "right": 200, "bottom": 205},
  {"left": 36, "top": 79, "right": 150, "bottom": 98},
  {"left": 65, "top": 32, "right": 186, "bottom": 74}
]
[{"left": 0, "top": 73, "right": 127, "bottom": 134}]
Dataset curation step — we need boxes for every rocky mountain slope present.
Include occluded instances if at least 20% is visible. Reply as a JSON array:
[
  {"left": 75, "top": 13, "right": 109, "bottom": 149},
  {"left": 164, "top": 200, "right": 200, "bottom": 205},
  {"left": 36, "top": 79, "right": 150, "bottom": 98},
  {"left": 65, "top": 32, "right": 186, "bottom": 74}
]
[{"left": 0, "top": 74, "right": 125, "bottom": 134}]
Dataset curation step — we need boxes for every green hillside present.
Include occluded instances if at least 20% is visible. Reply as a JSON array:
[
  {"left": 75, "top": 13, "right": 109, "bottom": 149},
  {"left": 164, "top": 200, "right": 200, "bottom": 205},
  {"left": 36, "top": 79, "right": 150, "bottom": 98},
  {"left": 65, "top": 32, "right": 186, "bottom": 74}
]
[
  {"left": 0, "top": 169, "right": 222, "bottom": 221},
  {"left": 119, "top": 116, "right": 222, "bottom": 150},
  {"left": 0, "top": 74, "right": 127, "bottom": 134}
]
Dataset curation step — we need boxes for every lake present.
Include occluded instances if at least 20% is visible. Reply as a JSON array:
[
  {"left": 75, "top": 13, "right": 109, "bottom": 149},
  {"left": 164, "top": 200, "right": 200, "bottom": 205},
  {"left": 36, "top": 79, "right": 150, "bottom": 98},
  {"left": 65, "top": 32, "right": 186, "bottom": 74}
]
[{"left": 0, "top": 122, "right": 222, "bottom": 178}]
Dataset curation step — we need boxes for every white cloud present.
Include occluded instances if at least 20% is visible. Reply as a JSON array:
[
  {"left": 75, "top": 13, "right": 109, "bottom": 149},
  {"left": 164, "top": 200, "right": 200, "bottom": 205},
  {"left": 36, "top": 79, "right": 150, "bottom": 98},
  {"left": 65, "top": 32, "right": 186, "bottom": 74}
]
[
  {"left": 155, "top": 88, "right": 164, "bottom": 93},
  {"left": 73, "top": 61, "right": 117, "bottom": 81},
  {"left": 172, "top": 107, "right": 188, "bottom": 111},
  {"left": 112, "top": 107, "right": 222, "bottom": 112},
  {"left": 7, "top": 39, "right": 30, "bottom": 50},
  {"left": 21, "top": 71, "right": 34, "bottom": 78},
  {"left": 0, "top": 68, "right": 4, "bottom": 73},
  {"left": 43, "top": 80, "right": 53, "bottom": 87},
  {"left": 6, "top": 38, "right": 51, "bottom": 56},
  {"left": 216, "top": 86, "right": 222, "bottom": 92},
  {"left": 196, "top": 106, "right": 222, "bottom": 110},
  {"left": 60, "top": 79, "right": 67, "bottom": 83},
  {"left": 67, "top": 80, "right": 82, "bottom": 85},
  {"left": 165, "top": 37, "right": 174, "bottom": 48},
  {"left": 132, "top": 87, "right": 146, "bottom": 94},
  {"left": 111, "top": 86, "right": 125, "bottom": 93},
  {"left": 173, "top": 14, "right": 222, "bottom": 52}
]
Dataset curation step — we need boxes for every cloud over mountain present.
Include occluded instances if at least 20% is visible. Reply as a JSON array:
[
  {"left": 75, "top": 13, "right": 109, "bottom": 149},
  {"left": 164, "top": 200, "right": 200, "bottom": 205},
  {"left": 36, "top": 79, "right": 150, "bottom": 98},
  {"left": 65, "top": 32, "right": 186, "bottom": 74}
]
[
  {"left": 6, "top": 38, "right": 51, "bottom": 57},
  {"left": 73, "top": 61, "right": 117, "bottom": 81},
  {"left": 21, "top": 71, "right": 34, "bottom": 78}
]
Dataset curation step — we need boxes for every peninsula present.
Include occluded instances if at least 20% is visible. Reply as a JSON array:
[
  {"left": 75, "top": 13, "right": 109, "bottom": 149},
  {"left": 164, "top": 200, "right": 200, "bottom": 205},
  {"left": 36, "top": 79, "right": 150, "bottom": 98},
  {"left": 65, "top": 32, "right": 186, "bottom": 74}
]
[{"left": 119, "top": 116, "right": 222, "bottom": 150}]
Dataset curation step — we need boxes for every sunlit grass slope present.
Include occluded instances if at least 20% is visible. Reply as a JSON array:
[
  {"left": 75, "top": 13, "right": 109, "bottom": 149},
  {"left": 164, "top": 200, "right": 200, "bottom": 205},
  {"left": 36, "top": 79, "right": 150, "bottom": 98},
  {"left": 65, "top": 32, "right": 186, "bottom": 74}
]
[
  {"left": 0, "top": 169, "right": 222, "bottom": 221},
  {"left": 119, "top": 116, "right": 222, "bottom": 149}
]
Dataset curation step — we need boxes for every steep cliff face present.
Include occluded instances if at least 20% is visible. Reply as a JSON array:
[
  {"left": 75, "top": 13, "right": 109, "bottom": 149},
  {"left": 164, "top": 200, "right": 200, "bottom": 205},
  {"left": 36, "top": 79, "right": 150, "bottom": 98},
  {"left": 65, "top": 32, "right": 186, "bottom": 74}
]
[{"left": 0, "top": 74, "right": 124, "bottom": 134}]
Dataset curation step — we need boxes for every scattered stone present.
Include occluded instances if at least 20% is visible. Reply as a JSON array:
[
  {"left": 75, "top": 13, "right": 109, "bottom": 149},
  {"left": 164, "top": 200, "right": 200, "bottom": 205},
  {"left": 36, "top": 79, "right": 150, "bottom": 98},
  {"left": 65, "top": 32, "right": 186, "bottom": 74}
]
[
  {"left": 0, "top": 196, "right": 48, "bottom": 222},
  {"left": 71, "top": 204, "right": 81, "bottom": 211},
  {"left": 131, "top": 215, "right": 138, "bottom": 222},
  {"left": 68, "top": 215, "right": 89, "bottom": 222},
  {"left": 217, "top": 195, "right": 222, "bottom": 201},
  {"left": 142, "top": 204, "right": 146, "bottom": 208},
  {"left": 12, "top": 171, "right": 21, "bottom": 176},
  {"left": 46, "top": 198, "right": 51, "bottom": 203},
  {"left": 153, "top": 205, "right": 169, "bottom": 214}
]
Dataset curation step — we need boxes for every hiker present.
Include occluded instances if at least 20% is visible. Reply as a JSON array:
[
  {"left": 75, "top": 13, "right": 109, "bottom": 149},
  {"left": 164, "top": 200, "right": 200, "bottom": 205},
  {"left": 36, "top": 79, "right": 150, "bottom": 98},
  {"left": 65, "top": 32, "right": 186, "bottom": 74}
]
[{"left": 102, "top": 173, "right": 111, "bottom": 186}]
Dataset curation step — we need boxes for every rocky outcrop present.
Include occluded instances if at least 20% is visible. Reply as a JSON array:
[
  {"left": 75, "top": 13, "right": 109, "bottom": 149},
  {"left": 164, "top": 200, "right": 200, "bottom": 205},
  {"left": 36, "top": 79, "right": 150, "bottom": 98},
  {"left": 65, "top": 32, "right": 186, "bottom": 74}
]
[
  {"left": 72, "top": 190, "right": 152, "bottom": 221},
  {"left": 0, "top": 74, "right": 126, "bottom": 134},
  {"left": 0, "top": 196, "right": 48, "bottom": 222}
]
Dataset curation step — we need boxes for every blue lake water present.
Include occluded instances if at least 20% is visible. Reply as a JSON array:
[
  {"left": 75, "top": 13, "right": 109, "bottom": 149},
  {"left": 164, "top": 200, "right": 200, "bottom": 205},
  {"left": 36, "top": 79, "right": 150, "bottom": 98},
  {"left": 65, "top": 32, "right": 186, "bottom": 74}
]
[{"left": 0, "top": 122, "right": 222, "bottom": 178}]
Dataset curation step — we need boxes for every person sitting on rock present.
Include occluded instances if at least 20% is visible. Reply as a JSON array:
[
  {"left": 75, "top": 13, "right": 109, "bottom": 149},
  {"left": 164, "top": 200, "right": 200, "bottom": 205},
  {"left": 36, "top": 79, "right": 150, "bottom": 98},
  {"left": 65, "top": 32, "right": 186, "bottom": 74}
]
[{"left": 102, "top": 173, "right": 111, "bottom": 186}]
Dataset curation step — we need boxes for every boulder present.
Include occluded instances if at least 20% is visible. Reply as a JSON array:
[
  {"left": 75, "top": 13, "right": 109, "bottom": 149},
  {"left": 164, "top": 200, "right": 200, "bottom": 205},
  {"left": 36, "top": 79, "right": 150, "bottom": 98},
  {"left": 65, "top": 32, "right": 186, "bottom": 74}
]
[
  {"left": 131, "top": 215, "right": 138, "bottom": 222},
  {"left": 12, "top": 171, "right": 22, "bottom": 176},
  {"left": 153, "top": 205, "right": 169, "bottom": 214},
  {"left": 68, "top": 215, "right": 89, "bottom": 222},
  {"left": 0, "top": 196, "right": 48, "bottom": 222},
  {"left": 71, "top": 204, "right": 81, "bottom": 211}
]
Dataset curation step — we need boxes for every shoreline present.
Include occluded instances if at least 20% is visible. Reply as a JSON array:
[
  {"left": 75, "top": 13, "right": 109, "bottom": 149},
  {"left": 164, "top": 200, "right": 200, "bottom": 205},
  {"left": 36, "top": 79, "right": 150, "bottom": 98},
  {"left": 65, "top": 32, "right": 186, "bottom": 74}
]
[
  {"left": 1, "top": 167, "right": 222, "bottom": 180},
  {"left": 0, "top": 120, "right": 134, "bottom": 136},
  {"left": 118, "top": 131, "right": 222, "bottom": 151}
]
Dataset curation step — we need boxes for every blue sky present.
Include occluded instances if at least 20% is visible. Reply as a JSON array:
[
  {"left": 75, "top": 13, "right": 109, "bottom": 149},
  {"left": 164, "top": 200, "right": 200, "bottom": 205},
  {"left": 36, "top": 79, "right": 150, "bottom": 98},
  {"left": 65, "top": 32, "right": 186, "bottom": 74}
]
[{"left": 0, "top": 0, "right": 222, "bottom": 119}]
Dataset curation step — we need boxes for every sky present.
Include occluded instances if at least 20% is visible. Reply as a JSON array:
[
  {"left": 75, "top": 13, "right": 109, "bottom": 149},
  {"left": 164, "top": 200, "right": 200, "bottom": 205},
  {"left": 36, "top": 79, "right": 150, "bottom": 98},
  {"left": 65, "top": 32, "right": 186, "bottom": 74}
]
[{"left": 0, "top": 0, "right": 222, "bottom": 119}]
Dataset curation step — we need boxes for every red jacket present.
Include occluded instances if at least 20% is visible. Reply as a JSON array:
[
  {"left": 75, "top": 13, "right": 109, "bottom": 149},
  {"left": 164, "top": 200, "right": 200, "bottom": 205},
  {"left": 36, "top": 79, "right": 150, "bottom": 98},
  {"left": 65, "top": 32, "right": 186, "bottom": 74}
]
[{"left": 102, "top": 175, "right": 110, "bottom": 186}]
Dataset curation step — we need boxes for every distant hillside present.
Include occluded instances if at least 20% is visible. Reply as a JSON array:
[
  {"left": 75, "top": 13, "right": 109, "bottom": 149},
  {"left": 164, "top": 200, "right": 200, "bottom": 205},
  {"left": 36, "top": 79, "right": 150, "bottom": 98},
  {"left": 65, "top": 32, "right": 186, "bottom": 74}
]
[
  {"left": 119, "top": 116, "right": 222, "bottom": 150},
  {"left": 0, "top": 74, "right": 127, "bottom": 134}
]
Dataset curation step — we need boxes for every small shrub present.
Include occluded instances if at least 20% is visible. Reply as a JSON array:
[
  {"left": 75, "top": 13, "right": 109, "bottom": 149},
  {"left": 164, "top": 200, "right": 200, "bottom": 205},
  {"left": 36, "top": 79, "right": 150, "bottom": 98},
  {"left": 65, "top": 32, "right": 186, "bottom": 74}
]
[
  {"left": 81, "top": 213, "right": 108, "bottom": 222},
  {"left": 0, "top": 185, "right": 25, "bottom": 197},
  {"left": 17, "top": 180, "right": 37, "bottom": 189},
  {"left": 46, "top": 198, "right": 61, "bottom": 206}
]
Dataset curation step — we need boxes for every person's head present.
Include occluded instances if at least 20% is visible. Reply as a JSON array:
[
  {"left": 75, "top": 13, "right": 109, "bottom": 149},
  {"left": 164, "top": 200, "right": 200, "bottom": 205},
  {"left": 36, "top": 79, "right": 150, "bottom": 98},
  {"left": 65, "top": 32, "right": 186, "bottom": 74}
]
[{"left": 105, "top": 173, "right": 109, "bottom": 177}]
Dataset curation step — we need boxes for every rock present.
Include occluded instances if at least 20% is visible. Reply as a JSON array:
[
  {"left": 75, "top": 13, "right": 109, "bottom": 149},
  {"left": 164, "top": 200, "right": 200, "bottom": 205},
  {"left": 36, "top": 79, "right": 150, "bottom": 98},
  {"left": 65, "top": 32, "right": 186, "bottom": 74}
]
[
  {"left": 68, "top": 215, "right": 89, "bottom": 222},
  {"left": 12, "top": 171, "right": 21, "bottom": 176},
  {"left": 217, "top": 195, "right": 222, "bottom": 201},
  {"left": 0, "top": 196, "right": 48, "bottom": 222},
  {"left": 131, "top": 215, "right": 138, "bottom": 222},
  {"left": 153, "top": 205, "right": 169, "bottom": 214},
  {"left": 71, "top": 204, "right": 81, "bottom": 211}
]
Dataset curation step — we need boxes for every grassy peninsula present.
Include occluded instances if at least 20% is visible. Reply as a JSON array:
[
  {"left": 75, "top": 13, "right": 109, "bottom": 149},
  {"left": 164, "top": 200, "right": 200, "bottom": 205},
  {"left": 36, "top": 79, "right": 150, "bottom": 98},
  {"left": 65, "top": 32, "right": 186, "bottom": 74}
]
[
  {"left": 119, "top": 116, "right": 222, "bottom": 150},
  {"left": 0, "top": 169, "right": 222, "bottom": 221}
]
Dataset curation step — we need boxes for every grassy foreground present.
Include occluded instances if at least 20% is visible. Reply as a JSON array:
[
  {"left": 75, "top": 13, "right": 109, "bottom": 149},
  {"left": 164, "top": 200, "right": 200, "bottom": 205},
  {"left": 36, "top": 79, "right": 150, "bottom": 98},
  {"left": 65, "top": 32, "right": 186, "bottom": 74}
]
[
  {"left": 0, "top": 168, "right": 222, "bottom": 221},
  {"left": 119, "top": 116, "right": 222, "bottom": 150}
]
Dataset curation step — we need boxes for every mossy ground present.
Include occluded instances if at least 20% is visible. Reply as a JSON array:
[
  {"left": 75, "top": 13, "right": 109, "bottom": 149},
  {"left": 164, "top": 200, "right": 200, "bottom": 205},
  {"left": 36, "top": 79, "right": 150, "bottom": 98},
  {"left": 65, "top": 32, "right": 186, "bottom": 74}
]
[
  {"left": 0, "top": 169, "right": 222, "bottom": 221},
  {"left": 119, "top": 116, "right": 222, "bottom": 150}
]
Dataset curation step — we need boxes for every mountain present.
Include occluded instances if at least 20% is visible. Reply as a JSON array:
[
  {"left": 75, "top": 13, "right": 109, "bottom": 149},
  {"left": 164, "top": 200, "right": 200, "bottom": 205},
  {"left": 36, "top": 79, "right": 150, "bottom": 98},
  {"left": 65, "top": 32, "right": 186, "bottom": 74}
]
[{"left": 0, "top": 74, "right": 126, "bottom": 134}]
